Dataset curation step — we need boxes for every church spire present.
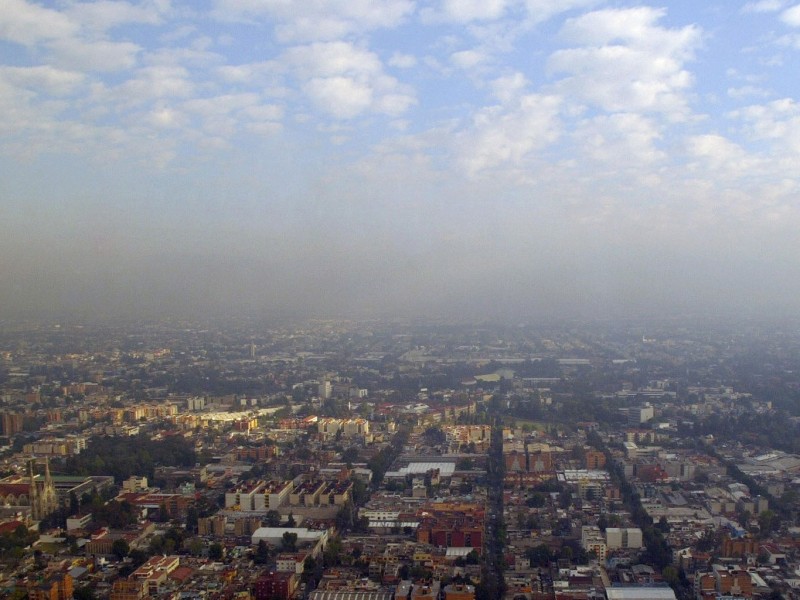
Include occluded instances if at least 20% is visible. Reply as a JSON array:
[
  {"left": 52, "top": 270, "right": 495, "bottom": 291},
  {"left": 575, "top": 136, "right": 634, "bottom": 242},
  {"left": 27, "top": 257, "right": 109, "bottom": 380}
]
[{"left": 41, "top": 457, "right": 58, "bottom": 517}]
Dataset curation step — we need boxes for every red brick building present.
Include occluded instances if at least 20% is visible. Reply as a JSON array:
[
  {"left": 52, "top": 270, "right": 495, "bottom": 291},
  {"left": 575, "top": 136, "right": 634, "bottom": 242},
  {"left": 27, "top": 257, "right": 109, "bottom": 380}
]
[{"left": 253, "top": 570, "right": 298, "bottom": 600}]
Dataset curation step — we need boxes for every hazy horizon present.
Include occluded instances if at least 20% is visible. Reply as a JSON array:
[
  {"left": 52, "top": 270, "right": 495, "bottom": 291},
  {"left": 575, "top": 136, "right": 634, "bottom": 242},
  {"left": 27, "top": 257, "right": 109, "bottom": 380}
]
[{"left": 2, "top": 1, "right": 800, "bottom": 322}]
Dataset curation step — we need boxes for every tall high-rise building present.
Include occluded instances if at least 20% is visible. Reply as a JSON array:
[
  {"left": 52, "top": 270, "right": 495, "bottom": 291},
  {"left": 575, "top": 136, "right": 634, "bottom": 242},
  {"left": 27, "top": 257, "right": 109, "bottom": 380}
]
[{"left": 1, "top": 412, "right": 24, "bottom": 436}]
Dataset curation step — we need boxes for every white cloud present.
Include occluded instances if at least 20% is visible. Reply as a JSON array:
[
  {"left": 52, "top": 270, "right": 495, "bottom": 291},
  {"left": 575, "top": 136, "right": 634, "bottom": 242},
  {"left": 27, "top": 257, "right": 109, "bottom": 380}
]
[
  {"left": 47, "top": 37, "right": 141, "bottom": 72},
  {"left": 451, "top": 49, "right": 487, "bottom": 69},
  {"left": 549, "top": 7, "right": 700, "bottom": 117},
  {"left": 0, "top": 0, "right": 152, "bottom": 73},
  {"left": 282, "top": 42, "right": 383, "bottom": 78},
  {"left": 522, "top": 0, "right": 599, "bottom": 25},
  {"left": 99, "top": 65, "right": 194, "bottom": 109},
  {"left": 375, "top": 93, "right": 416, "bottom": 116},
  {"left": 742, "top": 0, "right": 790, "bottom": 13},
  {"left": 0, "top": 65, "right": 85, "bottom": 96},
  {"left": 781, "top": 4, "right": 800, "bottom": 26},
  {"left": 279, "top": 42, "right": 415, "bottom": 119},
  {"left": 558, "top": 6, "right": 698, "bottom": 54},
  {"left": 213, "top": 0, "right": 414, "bottom": 42},
  {"left": 460, "top": 93, "right": 561, "bottom": 174},
  {"left": 0, "top": 69, "right": 134, "bottom": 160},
  {"left": 388, "top": 53, "right": 417, "bottom": 69},
  {"left": 727, "top": 85, "right": 771, "bottom": 99},
  {"left": 247, "top": 121, "right": 282, "bottom": 135},
  {"left": 184, "top": 92, "right": 259, "bottom": 114},
  {"left": 305, "top": 77, "right": 373, "bottom": 119},
  {"left": 574, "top": 113, "right": 664, "bottom": 166},
  {"left": 775, "top": 31, "right": 800, "bottom": 48},
  {"left": 439, "top": 0, "right": 509, "bottom": 22},
  {"left": 216, "top": 63, "right": 267, "bottom": 83},
  {"left": 0, "top": 78, "right": 46, "bottom": 137},
  {"left": 242, "top": 104, "right": 284, "bottom": 122},
  {"left": 490, "top": 72, "right": 528, "bottom": 103},
  {"left": 65, "top": 0, "right": 166, "bottom": 32},
  {"left": 145, "top": 104, "right": 187, "bottom": 129},
  {"left": 424, "top": 0, "right": 596, "bottom": 25},
  {"left": 731, "top": 98, "right": 800, "bottom": 154},
  {"left": 0, "top": 0, "right": 77, "bottom": 45},
  {"left": 145, "top": 44, "right": 223, "bottom": 69},
  {"left": 686, "top": 134, "right": 756, "bottom": 171}
]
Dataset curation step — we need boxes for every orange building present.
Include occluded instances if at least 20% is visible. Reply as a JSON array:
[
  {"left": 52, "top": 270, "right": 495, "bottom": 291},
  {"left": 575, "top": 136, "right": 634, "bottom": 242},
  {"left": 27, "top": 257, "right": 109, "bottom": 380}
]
[
  {"left": 528, "top": 451, "right": 554, "bottom": 473},
  {"left": 585, "top": 450, "right": 606, "bottom": 470},
  {"left": 505, "top": 451, "right": 526, "bottom": 472},
  {"left": 415, "top": 503, "right": 485, "bottom": 549},
  {"left": 0, "top": 412, "right": 24, "bottom": 436},
  {"left": 695, "top": 568, "right": 753, "bottom": 600},
  {"left": 722, "top": 535, "right": 759, "bottom": 558},
  {"left": 110, "top": 579, "right": 147, "bottom": 600},
  {"left": 717, "top": 569, "right": 753, "bottom": 597},
  {"left": 27, "top": 573, "right": 73, "bottom": 600}
]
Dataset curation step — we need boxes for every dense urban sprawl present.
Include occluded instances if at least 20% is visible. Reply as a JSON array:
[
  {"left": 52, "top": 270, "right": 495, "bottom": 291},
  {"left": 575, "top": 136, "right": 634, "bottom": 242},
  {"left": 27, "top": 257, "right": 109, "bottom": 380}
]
[{"left": 1, "top": 319, "right": 800, "bottom": 600}]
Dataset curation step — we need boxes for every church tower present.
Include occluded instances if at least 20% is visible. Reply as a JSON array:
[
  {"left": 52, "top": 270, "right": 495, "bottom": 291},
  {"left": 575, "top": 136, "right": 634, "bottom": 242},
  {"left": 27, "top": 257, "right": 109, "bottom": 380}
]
[
  {"left": 28, "top": 458, "right": 58, "bottom": 520},
  {"left": 41, "top": 457, "right": 58, "bottom": 517}
]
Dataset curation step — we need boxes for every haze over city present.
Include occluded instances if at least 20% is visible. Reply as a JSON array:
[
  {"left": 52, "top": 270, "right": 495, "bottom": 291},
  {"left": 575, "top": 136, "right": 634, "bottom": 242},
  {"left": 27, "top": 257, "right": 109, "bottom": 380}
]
[{"left": 2, "top": 0, "right": 800, "bottom": 320}]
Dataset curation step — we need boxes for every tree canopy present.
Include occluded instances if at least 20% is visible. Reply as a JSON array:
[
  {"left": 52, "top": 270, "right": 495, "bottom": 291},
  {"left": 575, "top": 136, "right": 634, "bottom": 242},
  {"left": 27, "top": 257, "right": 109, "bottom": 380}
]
[{"left": 63, "top": 434, "right": 195, "bottom": 482}]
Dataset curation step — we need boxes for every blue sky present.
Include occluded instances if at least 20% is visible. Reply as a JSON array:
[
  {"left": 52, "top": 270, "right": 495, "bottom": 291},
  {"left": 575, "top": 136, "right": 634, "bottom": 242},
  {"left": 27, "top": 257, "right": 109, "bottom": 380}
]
[{"left": 1, "top": 0, "right": 800, "bottom": 320}]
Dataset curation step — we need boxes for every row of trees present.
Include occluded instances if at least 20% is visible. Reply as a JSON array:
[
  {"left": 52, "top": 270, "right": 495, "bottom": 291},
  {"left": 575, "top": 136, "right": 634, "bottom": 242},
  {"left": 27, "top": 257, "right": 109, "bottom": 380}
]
[
  {"left": 367, "top": 426, "right": 410, "bottom": 487},
  {"left": 588, "top": 434, "right": 675, "bottom": 572},
  {"left": 61, "top": 433, "right": 196, "bottom": 482}
]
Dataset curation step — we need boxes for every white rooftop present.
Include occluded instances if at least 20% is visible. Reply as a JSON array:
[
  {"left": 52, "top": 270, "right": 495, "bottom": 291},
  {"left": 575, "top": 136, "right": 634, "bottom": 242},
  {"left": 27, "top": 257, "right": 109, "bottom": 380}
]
[
  {"left": 385, "top": 462, "right": 456, "bottom": 477},
  {"left": 251, "top": 527, "right": 326, "bottom": 543},
  {"left": 446, "top": 547, "right": 474, "bottom": 557},
  {"left": 606, "top": 587, "right": 677, "bottom": 600}
]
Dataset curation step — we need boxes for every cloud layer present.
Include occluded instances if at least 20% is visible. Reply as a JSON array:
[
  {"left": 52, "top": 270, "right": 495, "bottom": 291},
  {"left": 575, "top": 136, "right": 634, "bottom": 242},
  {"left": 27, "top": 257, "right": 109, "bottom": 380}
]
[{"left": 2, "top": 0, "right": 800, "bottom": 320}]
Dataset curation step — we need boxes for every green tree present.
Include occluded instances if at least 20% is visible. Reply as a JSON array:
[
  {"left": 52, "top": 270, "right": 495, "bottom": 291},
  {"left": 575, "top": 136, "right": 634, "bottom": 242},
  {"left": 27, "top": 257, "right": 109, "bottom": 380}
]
[
  {"left": 73, "top": 586, "right": 96, "bottom": 600},
  {"left": 188, "top": 538, "right": 204, "bottom": 557},
  {"left": 759, "top": 510, "right": 779, "bottom": 536},
  {"left": 281, "top": 532, "right": 298, "bottom": 552},
  {"left": 209, "top": 542, "right": 223, "bottom": 560},
  {"left": 302, "top": 556, "right": 317, "bottom": 584},
  {"left": 598, "top": 515, "right": 608, "bottom": 532},
  {"left": 351, "top": 477, "right": 369, "bottom": 506},
  {"left": 111, "top": 538, "right": 130, "bottom": 561},
  {"left": 335, "top": 501, "right": 355, "bottom": 532},
  {"left": 323, "top": 536, "right": 343, "bottom": 567},
  {"left": 526, "top": 493, "right": 546, "bottom": 508},
  {"left": 342, "top": 447, "right": 360, "bottom": 465},
  {"left": 129, "top": 549, "right": 148, "bottom": 567},
  {"left": 527, "top": 544, "right": 552, "bottom": 567},
  {"left": 663, "top": 566, "right": 679, "bottom": 588},
  {"left": 265, "top": 510, "right": 281, "bottom": 527},
  {"left": 657, "top": 516, "right": 670, "bottom": 533},
  {"left": 186, "top": 506, "right": 199, "bottom": 534},
  {"left": 254, "top": 540, "right": 270, "bottom": 564}
]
